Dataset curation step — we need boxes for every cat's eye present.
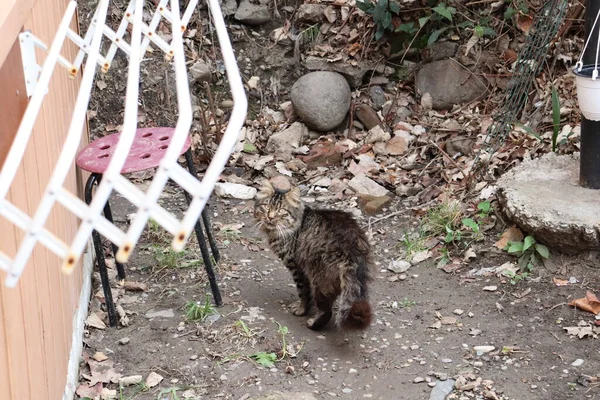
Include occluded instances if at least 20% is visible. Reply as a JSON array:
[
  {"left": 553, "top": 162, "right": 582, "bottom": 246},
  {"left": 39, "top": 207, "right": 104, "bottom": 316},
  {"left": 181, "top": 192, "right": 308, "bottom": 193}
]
[{"left": 277, "top": 210, "right": 289, "bottom": 216}]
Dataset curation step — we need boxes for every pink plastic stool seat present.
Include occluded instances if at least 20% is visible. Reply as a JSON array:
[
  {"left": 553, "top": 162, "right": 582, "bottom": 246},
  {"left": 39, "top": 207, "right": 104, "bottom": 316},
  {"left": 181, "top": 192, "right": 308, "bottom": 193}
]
[{"left": 76, "top": 127, "right": 191, "bottom": 174}]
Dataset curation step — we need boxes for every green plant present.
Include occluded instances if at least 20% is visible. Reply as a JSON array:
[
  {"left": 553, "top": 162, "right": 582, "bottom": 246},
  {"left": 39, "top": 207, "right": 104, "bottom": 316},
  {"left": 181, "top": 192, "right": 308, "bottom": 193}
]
[
  {"left": 477, "top": 200, "right": 492, "bottom": 218},
  {"left": 249, "top": 351, "right": 278, "bottom": 367},
  {"left": 502, "top": 269, "right": 529, "bottom": 285},
  {"left": 551, "top": 85, "right": 561, "bottom": 152},
  {"left": 150, "top": 245, "right": 202, "bottom": 269},
  {"left": 247, "top": 321, "right": 292, "bottom": 368},
  {"left": 399, "top": 229, "right": 427, "bottom": 261},
  {"left": 504, "top": 235, "right": 550, "bottom": 273},
  {"left": 157, "top": 387, "right": 181, "bottom": 400},
  {"left": 185, "top": 294, "right": 217, "bottom": 322},
  {"left": 399, "top": 298, "right": 416, "bottom": 309},
  {"left": 119, "top": 381, "right": 150, "bottom": 400},
  {"left": 424, "top": 200, "right": 463, "bottom": 238},
  {"left": 356, "top": 0, "right": 400, "bottom": 40}
]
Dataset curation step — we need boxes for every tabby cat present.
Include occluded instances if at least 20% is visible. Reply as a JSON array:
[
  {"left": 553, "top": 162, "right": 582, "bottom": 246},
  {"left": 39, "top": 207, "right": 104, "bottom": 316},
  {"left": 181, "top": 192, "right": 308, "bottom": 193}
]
[{"left": 254, "top": 179, "right": 372, "bottom": 331}]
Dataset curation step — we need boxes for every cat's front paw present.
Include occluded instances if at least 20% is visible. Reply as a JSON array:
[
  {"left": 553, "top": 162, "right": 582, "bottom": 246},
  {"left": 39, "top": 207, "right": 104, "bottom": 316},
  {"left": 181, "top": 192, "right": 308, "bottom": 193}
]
[{"left": 289, "top": 300, "right": 308, "bottom": 316}]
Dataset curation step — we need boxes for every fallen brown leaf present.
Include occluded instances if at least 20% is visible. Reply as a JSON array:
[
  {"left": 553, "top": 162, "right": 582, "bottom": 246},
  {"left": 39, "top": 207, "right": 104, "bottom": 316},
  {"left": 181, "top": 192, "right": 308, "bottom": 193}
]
[
  {"left": 76, "top": 382, "right": 103, "bottom": 398},
  {"left": 553, "top": 277, "right": 569, "bottom": 286},
  {"left": 86, "top": 312, "right": 107, "bottom": 330},
  {"left": 93, "top": 352, "right": 109, "bottom": 362},
  {"left": 146, "top": 371, "right": 164, "bottom": 388},
  {"left": 495, "top": 226, "right": 524, "bottom": 249},
  {"left": 516, "top": 14, "right": 533, "bottom": 34},
  {"left": 569, "top": 291, "right": 600, "bottom": 315}
]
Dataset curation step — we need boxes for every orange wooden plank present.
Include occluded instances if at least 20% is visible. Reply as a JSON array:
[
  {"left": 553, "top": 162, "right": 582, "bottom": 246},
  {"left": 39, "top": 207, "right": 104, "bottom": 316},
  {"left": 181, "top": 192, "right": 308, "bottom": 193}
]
[{"left": 0, "top": 0, "right": 36, "bottom": 67}]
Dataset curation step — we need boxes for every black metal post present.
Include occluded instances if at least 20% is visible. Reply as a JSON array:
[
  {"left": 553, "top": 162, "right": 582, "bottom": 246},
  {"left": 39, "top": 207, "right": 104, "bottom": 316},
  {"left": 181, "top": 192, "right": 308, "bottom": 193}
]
[{"left": 579, "top": 0, "right": 600, "bottom": 189}]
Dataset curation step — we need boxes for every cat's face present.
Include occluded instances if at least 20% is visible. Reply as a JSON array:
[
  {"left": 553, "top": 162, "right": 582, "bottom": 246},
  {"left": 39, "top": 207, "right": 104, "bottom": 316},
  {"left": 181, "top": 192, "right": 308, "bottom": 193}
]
[{"left": 254, "top": 180, "right": 304, "bottom": 233}]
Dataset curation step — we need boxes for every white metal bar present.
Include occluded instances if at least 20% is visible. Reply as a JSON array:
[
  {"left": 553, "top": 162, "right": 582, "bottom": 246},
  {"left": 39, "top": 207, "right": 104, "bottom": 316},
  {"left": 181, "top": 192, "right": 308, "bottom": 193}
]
[
  {"left": 0, "top": 2, "right": 77, "bottom": 205},
  {"left": 67, "top": 0, "right": 146, "bottom": 268},
  {"left": 101, "top": 0, "right": 136, "bottom": 72},
  {"left": 139, "top": 0, "right": 170, "bottom": 56},
  {"left": 110, "top": 174, "right": 180, "bottom": 235},
  {"left": 4, "top": 0, "right": 110, "bottom": 286},
  {"left": 178, "top": 0, "right": 248, "bottom": 247},
  {"left": 119, "top": 0, "right": 195, "bottom": 259}
]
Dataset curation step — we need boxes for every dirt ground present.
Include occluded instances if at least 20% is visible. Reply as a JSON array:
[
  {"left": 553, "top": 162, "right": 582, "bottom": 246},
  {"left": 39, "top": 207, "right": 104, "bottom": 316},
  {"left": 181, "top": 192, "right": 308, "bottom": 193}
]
[
  {"left": 75, "top": 1, "right": 600, "bottom": 399},
  {"left": 79, "top": 186, "right": 600, "bottom": 400}
]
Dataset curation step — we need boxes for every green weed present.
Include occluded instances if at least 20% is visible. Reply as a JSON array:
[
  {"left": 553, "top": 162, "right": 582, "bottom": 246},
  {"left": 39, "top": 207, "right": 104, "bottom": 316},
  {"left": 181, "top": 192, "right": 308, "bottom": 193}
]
[
  {"left": 157, "top": 387, "right": 181, "bottom": 400},
  {"left": 504, "top": 235, "right": 550, "bottom": 273},
  {"left": 185, "top": 294, "right": 217, "bottom": 322}
]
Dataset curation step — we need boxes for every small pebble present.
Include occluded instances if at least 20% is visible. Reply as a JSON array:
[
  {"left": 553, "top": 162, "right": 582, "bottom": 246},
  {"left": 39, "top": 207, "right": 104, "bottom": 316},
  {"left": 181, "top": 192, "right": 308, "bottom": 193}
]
[
  {"left": 571, "top": 359, "right": 584, "bottom": 367},
  {"left": 414, "top": 377, "right": 425, "bottom": 383},
  {"left": 349, "top": 368, "right": 358, "bottom": 374},
  {"left": 453, "top": 309, "right": 464, "bottom": 315},
  {"left": 118, "top": 337, "right": 130, "bottom": 345},
  {"left": 441, "top": 358, "right": 452, "bottom": 363},
  {"left": 342, "top": 388, "right": 352, "bottom": 394},
  {"left": 428, "top": 382, "right": 436, "bottom": 388},
  {"left": 190, "top": 355, "right": 198, "bottom": 360}
]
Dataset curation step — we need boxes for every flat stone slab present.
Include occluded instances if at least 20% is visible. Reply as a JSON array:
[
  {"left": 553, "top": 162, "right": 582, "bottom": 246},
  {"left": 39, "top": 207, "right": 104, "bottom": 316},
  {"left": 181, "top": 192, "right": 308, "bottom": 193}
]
[{"left": 497, "top": 153, "right": 600, "bottom": 253}]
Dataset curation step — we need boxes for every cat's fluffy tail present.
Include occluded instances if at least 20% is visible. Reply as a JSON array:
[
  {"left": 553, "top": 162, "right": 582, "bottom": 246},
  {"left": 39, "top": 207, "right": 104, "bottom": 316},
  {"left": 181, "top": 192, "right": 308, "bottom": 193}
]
[{"left": 336, "top": 259, "right": 372, "bottom": 330}]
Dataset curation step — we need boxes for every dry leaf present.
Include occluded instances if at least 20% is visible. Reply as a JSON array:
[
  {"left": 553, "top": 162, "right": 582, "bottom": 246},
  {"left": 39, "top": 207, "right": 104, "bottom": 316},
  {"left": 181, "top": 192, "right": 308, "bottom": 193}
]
[
  {"left": 76, "top": 382, "right": 103, "bottom": 398},
  {"left": 121, "top": 281, "right": 148, "bottom": 292},
  {"left": 516, "top": 15, "right": 533, "bottom": 34},
  {"left": 564, "top": 324, "right": 600, "bottom": 339},
  {"left": 440, "top": 316, "right": 457, "bottom": 325},
  {"left": 495, "top": 226, "right": 524, "bottom": 249},
  {"left": 569, "top": 291, "right": 600, "bottom": 315},
  {"left": 86, "top": 312, "right": 107, "bottom": 330},
  {"left": 146, "top": 371, "right": 164, "bottom": 388},
  {"left": 101, "top": 388, "right": 117, "bottom": 400},
  {"left": 553, "top": 277, "right": 569, "bottom": 286},
  {"left": 119, "top": 375, "right": 143, "bottom": 387},
  {"left": 84, "top": 357, "right": 122, "bottom": 386},
  {"left": 93, "top": 352, "right": 109, "bottom": 362},
  {"left": 463, "top": 247, "right": 476, "bottom": 261}
]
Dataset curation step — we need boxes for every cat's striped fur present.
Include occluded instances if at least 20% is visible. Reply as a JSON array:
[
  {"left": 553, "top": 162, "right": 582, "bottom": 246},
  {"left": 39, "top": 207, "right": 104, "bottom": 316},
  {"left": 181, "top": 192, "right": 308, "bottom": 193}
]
[{"left": 254, "top": 179, "right": 372, "bottom": 331}]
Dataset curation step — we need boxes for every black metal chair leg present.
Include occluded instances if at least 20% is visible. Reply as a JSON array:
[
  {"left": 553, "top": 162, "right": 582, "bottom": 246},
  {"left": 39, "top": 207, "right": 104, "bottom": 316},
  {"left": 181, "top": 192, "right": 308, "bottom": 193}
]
[
  {"left": 91, "top": 229, "right": 118, "bottom": 327},
  {"left": 193, "top": 217, "right": 223, "bottom": 306},
  {"left": 85, "top": 173, "right": 118, "bottom": 327},
  {"left": 201, "top": 208, "right": 220, "bottom": 263},
  {"left": 183, "top": 148, "right": 222, "bottom": 306},
  {"left": 102, "top": 200, "right": 126, "bottom": 281}
]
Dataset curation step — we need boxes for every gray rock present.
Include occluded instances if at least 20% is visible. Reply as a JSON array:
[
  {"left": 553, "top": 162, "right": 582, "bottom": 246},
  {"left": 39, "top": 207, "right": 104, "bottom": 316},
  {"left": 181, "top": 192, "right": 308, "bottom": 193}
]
[
  {"left": 266, "top": 122, "right": 307, "bottom": 161},
  {"left": 369, "top": 85, "right": 387, "bottom": 110},
  {"left": 429, "top": 379, "right": 456, "bottom": 400},
  {"left": 189, "top": 61, "right": 211, "bottom": 84},
  {"left": 416, "top": 59, "right": 487, "bottom": 110},
  {"left": 145, "top": 309, "right": 175, "bottom": 319},
  {"left": 348, "top": 174, "right": 389, "bottom": 197},
  {"left": 291, "top": 72, "right": 351, "bottom": 132},
  {"left": 497, "top": 153, "right": 600, "bottom": 253},
  {"left": 220, "top": 0, "right": 238, "bottom": 16},
  {"left": 422, "top": 41, "right": 459, "bottom": 62},
  {"left": 305, "top": 56, "right": 385, "bottom": 88},
  {"left": 214, "top": 182, "right": 257, "bottom": 200},
  {"left": 235, "top": 0, "right": 270, "bottom": 25},
  {"left": 355, "top": 104, "right": 382, "bottom": 130},
  {"left": 297, "top": 4, "right": 325, "bottom": 23},
  {"left": 388, "top": 259, "right": 411, "bottom": 273}
]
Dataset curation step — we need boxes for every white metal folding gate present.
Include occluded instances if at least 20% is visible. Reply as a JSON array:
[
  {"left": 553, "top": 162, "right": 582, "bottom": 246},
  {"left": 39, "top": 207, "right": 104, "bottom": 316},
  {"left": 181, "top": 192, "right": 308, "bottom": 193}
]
[{"left": 0, "top": 0, "right": 247, "bottom": 287}]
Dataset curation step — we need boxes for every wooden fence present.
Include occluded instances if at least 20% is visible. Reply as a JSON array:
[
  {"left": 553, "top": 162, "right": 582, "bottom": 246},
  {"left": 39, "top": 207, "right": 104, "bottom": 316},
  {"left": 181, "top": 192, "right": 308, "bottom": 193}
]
[{"left": 0, "top": 0, "right": 91, "bottom": 398}]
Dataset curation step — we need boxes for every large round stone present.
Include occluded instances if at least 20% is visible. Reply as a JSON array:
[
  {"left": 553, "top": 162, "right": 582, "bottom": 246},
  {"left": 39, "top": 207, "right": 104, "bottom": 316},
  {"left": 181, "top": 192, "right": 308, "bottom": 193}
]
[{"left": 290, "top": 71, "right": 351, "bottom": 132}]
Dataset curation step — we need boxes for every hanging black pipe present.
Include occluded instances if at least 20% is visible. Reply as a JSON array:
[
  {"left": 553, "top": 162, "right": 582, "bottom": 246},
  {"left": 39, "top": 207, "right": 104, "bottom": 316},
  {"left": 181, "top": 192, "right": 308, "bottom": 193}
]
[{"left": 579, "top": 0, "right": 600, "bottom": 189}]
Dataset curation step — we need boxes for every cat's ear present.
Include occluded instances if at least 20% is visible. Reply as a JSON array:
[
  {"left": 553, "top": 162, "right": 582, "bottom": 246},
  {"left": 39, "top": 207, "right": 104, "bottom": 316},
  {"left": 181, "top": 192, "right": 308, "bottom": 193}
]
[
  {"left": 284, "top": 186, "right": 302, "bottom": 206},
  {"left": 256, "top": 179, "right": 275, "bottom": 200}
]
